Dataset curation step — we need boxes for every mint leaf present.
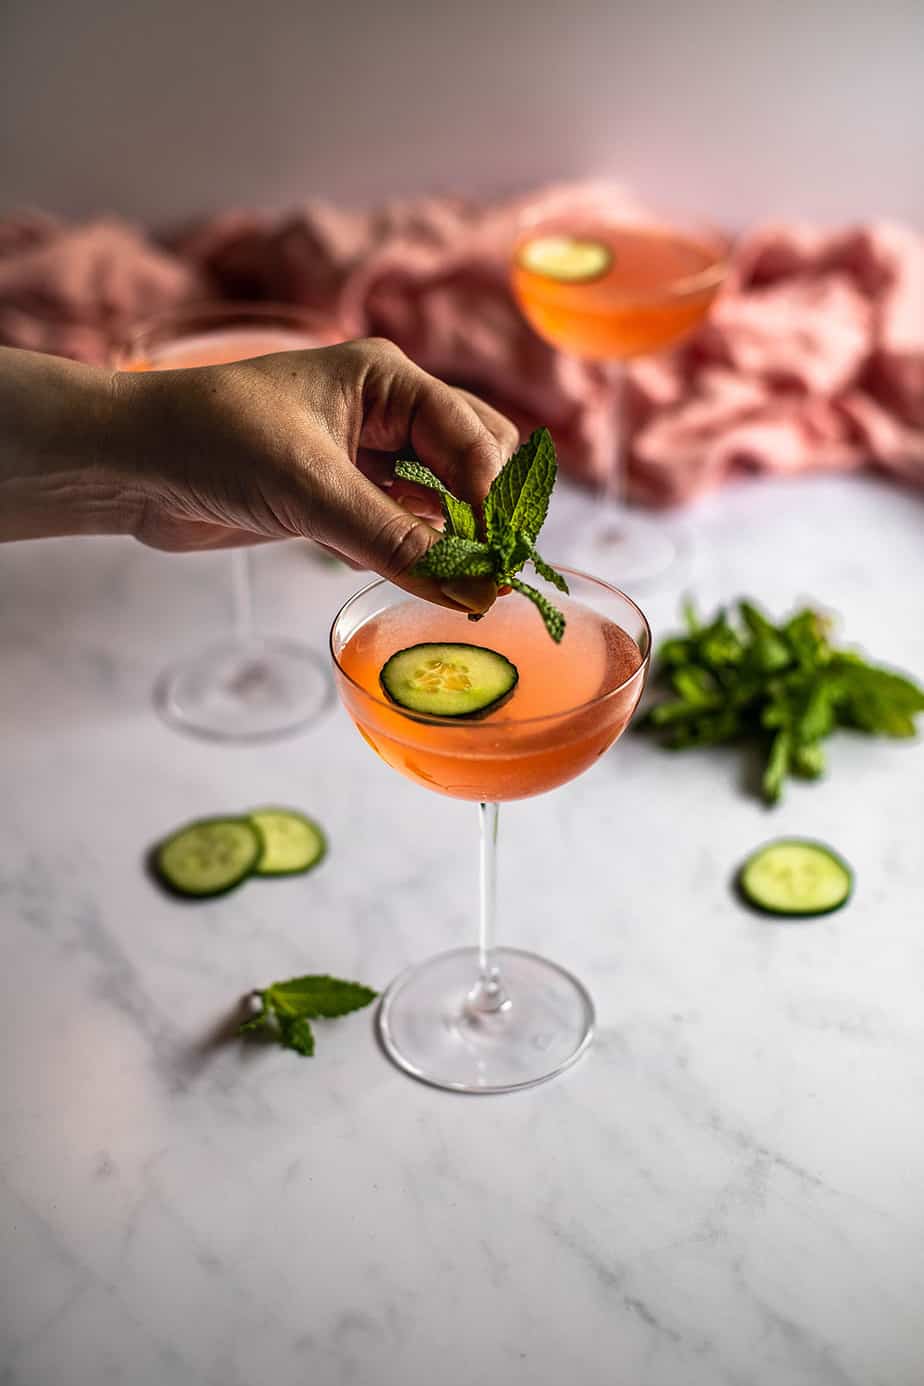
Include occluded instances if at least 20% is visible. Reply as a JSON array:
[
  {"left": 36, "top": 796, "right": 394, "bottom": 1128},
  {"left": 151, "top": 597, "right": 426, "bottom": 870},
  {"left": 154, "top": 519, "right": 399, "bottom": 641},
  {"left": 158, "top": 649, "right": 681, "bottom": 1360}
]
[
  {"left": 394, "top": 459, "right": 449, "bottom": 493},
  {"left": 671, "top": 667, "right": 720, "bottom": 707},
  {"left": 682, "top": 597, "right": 701, "bottom": 635},
  {"left": 784, "top": 609, "right": 832, "bottom": 670},
  {"left": 792, "top": 743, "right": 826, "bottom": 779},
  {"left": 265, "top": 975, "right": 378, "bottom": 1020},
  {"left": 644, "top": 596, "right": 924, "bottom": 803},
  {"left": 492, "top": 529, "right": 530, "bottom": 576},
  {"left": 508, "top": 578, "right": 566, "bottom": 643},
  {"left": 762, "top": 729, "right": 791, "bottom": 804},
  {"left": 442, "top": 492, "right": 478, "bottom": 541},
  {"left": 239, "top": 974, "right": 377, "bottom": 1058},
  {"left": 398, "top": 428, "right": 568, "bottom": 641},
  {"left": 796, "top": 678, "right": 837, "bottom": 743},
  {"left": 483, "top": 427, "right": 557, "bottom": 545},
  {"left": 413, "top": 535, "right": 495, "bottom": 580},
  {"left": 394, "top": 460, "right": 477, "bottom": 541},
  {"left": 278, "top": 1016, "right": 315, "bottom": 1056},
  {"left": 528, "top": 544, "right": 569, "bottom": 593}
]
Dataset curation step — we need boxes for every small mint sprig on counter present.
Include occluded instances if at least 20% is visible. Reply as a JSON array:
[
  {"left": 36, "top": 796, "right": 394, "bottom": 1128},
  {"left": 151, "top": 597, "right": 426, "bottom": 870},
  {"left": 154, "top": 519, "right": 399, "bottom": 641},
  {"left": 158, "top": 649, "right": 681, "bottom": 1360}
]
[
  {"left": 395, "top": 427, "right": 569, "bottom": 641},
  {"left": 240, "top": 975, "right": 378, "bottom": 1057}
]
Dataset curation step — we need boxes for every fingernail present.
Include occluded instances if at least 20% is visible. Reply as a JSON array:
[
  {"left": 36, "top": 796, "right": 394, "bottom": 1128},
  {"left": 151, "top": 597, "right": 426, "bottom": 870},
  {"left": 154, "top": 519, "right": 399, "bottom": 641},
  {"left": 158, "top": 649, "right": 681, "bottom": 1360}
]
[{"left": 439, "top": 579, "right": 496, "bottom": 615}]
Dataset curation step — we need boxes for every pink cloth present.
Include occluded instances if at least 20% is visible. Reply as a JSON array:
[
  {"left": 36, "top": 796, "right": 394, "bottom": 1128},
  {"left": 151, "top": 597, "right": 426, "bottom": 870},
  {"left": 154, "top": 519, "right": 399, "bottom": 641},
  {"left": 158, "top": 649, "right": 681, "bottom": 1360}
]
[{"left": 1, "top": 186, "right": 922, "bottom": 504}]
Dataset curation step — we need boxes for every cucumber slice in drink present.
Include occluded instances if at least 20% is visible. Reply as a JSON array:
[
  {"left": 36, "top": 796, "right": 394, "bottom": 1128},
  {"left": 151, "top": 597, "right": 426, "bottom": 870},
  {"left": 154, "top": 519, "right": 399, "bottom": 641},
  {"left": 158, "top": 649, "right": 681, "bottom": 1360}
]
[
  {"left": 517, "top": 235, "right": 612, "bottom": 283},
  {"left": 737, "top": 839, "right": 853, "bottom": 917},
  {"left": 380, "top": 643, "right": 518, "bottom": 718},
  {"left": 155, "top": 817, "right": 262, "bottom": 898},
  {"left": 249, "top": 808, "right": 327, "bottom": 877}
]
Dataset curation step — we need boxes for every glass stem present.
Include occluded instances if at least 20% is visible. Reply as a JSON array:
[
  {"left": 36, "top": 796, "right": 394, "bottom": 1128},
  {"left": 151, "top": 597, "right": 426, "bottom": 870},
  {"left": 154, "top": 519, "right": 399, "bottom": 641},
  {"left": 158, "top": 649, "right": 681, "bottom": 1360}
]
[
  {"left": 231, "top": 547, "right": 255, "bottom": 643},
  {"left": 468, "top": 802, "right": 509, "bottom": 1015},
  {"left": 602, "top": 360, "right": 627, "bottom": 509}
]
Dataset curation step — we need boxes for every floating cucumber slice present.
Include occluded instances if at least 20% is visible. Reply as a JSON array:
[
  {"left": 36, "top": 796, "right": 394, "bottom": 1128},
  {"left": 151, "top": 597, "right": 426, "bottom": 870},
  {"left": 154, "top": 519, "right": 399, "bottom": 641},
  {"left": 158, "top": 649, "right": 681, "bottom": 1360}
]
[
  {"left": 249, "top": 808, "right": 327, "bottom": 877},
  {"left": 155, "top": 817, "right": 262, "bottom": 898},
  {"left": 517, "top": 234, "right": 613, "bottom": 283},
  {"left": 737, "top": 839, "right": 853, "bottom": 917},
  {"left": 380, "top": 643, "right": 518, "bottom": 718}
]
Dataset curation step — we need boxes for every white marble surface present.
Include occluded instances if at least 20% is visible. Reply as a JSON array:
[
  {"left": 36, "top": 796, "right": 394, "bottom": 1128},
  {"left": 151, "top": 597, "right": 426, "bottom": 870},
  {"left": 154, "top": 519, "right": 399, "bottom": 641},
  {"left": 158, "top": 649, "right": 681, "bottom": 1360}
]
[{"left": 2, "top": 473, "right": 923, "bottom": 1386}]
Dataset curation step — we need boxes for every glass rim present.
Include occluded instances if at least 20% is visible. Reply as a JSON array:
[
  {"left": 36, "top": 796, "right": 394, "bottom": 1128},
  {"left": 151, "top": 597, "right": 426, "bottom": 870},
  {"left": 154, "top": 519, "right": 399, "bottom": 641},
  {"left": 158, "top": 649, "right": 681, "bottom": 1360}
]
[
  {"left": 329, "top": 565, "right": 652, "bottom": 731},
  {"left": 512, "top": 211, "right": 732, "bottom": 304},
  {"left": 116, "top": 298, "right": 342, "bottom": 359}
]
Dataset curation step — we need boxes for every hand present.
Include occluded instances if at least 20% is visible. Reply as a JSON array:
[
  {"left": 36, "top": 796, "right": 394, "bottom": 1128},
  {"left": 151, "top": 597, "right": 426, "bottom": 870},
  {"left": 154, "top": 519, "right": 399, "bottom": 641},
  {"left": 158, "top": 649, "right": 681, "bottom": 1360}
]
[{"left": 121, "top": 337, "right": 519, "bottom": 612}]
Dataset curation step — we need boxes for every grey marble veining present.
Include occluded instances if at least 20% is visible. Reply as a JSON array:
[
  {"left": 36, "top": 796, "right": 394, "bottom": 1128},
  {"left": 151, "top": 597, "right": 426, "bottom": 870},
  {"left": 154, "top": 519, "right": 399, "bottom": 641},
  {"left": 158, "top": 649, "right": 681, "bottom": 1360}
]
[{"left": 1, "top": 474, "right": 923, "bottom": 1386}]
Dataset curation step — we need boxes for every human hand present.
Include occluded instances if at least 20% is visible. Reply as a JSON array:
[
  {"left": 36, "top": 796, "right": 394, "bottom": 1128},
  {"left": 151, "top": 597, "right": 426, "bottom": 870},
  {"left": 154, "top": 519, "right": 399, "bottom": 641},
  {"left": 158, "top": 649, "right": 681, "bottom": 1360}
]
[{"left": 121, "top": 337, "right": 519, "bottom": 612}]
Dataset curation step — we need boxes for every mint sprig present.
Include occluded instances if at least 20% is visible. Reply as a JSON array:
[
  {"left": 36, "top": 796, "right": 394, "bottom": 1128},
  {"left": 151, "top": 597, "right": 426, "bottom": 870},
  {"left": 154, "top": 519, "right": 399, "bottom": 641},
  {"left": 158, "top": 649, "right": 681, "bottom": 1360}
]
[
  {"left": 394, "top": 459, "right": 478, "bottom": 541},
  {"left": 643, "top": 598, "right": 924, "bottom": 803},
  {"left": 508, "top": 578, "right": 566, "bottom": 643},
  {"left": 398, "top": 427, "right": 569, "bottom": 641},
  {"left": 483, "top": 426, "right": 557, "bottom": 545},
  {"left": 240, "top": 974, "right": 378, "bottom": 1057}
]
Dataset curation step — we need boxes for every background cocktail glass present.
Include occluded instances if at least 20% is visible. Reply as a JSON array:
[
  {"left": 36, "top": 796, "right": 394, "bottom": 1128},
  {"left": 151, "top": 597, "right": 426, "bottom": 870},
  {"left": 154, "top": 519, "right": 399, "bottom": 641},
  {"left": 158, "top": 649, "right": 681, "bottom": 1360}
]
[
  {"left": 511, "top": 205, "right": 728, "bottom": 586},
  {"left": 118, "top": 302, "right": 339, "bottom": 741},
  {"left": 331, "top": 569, "right": 651, "bottom": 1093}
]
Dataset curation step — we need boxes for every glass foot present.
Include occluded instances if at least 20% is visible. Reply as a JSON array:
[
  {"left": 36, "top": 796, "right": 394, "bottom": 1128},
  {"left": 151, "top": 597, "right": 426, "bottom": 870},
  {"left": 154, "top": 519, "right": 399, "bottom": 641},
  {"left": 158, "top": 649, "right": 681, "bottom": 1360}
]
[
  {"left": 568, "top": 510, "right": 690, "bottom": 589},
  {"left": 155, "top": 637, "right": 333, "bottom": 742},
  {"left": 377, "top": 946, "right": 595, "bottom": 1093}
]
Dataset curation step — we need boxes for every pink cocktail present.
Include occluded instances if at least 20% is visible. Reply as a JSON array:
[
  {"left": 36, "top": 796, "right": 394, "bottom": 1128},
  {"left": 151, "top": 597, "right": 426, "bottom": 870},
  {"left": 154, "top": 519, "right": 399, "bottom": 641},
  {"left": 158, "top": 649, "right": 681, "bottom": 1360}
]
[{"left": 331, "top": 568, "right": 651, "bottom": 1093}]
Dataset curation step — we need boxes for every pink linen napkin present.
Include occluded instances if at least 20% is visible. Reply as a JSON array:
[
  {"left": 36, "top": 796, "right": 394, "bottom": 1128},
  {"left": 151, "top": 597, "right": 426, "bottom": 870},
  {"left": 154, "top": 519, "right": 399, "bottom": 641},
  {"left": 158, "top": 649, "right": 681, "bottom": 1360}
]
[
  {"left": 0, "top": 213, "right": 204, "bottom": 364},
  {"left": 1, "top": 186, "right": 922, "bottom": 503}
]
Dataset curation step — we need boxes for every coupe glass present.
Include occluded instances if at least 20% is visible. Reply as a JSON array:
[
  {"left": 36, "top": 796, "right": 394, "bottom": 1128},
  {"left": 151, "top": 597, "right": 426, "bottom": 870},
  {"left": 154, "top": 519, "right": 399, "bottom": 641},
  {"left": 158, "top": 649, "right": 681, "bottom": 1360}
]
[
  {"left": 331, "top": 568, "right": 651, "bottom": 1093},
  {"left": 117, "top": 303, "right": 339, "bottom": 741},
  {"left": 511, "top": 203, "right": 728, "bottom": 586}
]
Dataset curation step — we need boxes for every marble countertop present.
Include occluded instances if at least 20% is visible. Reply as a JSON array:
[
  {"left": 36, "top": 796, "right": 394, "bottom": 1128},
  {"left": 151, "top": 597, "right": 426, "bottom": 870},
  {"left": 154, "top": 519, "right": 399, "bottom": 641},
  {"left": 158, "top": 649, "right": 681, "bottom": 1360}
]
[{"left": 2, "top": 473, "right": 923, "bottom": 1386}]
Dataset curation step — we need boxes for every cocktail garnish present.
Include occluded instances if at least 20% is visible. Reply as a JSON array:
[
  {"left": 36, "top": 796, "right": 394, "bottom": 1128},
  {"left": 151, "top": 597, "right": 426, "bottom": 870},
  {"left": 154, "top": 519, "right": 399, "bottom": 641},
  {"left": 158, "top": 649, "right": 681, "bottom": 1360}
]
[
  {"left": 380, "top": 642, "right": 519, "bottom": 718},
  {"left": 396, "top": 427, "right": 569, "bottom": 642},
  {"left": 239, "top": 975, "right": 378, "bottom": 1057},
  {"left": 516, "top": 235, "right": 613, "bottom": 283}
]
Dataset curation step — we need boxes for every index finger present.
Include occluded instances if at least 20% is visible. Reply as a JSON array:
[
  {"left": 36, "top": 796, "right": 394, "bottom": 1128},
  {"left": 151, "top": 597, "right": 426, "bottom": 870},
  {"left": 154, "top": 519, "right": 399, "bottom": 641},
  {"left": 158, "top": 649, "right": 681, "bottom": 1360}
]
[
  {"left": 407, "top": 381, "right": 504, "bottom": 508},
  {"left": 359, "top": 353, "right": 506, "bottom": 508}
]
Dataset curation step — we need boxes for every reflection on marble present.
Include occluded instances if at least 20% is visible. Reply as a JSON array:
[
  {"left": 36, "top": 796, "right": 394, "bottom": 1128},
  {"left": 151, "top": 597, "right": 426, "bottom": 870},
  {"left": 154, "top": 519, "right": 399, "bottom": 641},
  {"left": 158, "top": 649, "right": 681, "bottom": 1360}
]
[{"left": 1, "top": 475, "right": 924, "bottom": 1386}]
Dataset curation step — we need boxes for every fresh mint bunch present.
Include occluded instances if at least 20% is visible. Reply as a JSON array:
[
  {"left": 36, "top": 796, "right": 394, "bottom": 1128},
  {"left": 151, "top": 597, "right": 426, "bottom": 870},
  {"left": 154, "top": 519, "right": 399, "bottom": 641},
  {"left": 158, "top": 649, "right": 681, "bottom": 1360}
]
[
  {"left": 644, "top": 599, "right": 924, "bottom": 803},
  {"left": 395, "top": 427, "right": 569, "bottom": 641},
  {"left": 240, "top": 974, "right": 378, "bottom": 1057}
]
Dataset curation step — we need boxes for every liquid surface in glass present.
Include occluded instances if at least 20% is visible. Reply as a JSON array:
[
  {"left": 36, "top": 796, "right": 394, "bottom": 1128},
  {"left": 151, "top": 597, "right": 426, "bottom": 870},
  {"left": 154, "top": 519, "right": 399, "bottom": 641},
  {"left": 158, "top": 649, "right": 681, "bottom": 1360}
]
[
  {"left": 125, "top": 328, "right": 316, "bottom": 371},
  {"left": 512, "top": 223, "right": 724, "bottom": 360},
  {"left": 336, "top": 594, "right": 644, "bottom": 802}
]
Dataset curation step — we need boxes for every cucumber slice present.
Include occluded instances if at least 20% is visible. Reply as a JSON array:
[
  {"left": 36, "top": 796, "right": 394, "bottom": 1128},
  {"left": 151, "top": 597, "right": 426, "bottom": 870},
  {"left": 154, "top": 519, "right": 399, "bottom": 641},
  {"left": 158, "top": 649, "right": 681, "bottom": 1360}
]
[
  {"left": 380, "top": 643, "right": 518, "bottom": 718},
  {"left": 249, "top": 808, "right": 327, "bottom": 877},
  {"left": 517, "top": 234, "right": 613, "bottom": 283},
  {"left": 155, "top": 817, "right": 262, "bottom": 898},
  {"left": 737, "top": 839, "right": 853, "bottom": 917}
]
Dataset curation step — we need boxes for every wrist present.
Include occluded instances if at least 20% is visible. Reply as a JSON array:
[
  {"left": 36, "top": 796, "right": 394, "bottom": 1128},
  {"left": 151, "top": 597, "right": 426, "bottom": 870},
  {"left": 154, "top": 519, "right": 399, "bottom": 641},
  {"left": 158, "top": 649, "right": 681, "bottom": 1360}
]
[{"left": 0, "top": 348, "right": 150, "bottom": 541}]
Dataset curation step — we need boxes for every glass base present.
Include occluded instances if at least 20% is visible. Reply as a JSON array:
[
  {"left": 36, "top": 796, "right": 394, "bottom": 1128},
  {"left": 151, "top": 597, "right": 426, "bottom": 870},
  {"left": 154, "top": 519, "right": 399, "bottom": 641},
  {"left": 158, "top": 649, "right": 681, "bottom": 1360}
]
[
  {"left": 154, "top": 637, "right": 333, "bottom": 742},
  {"left": 377, "top": 946, "right": 595, "bottom": 1093},
  {"left": 568, "top": 508, "right": 690, "bottom": 589}
]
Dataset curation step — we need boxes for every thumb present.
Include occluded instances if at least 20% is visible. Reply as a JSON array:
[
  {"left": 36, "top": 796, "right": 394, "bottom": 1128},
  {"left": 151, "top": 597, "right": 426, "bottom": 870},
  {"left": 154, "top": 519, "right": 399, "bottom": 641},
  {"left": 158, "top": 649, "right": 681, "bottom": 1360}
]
[{"left": 304, "top": 450, "right": 497, "bottom": 615}]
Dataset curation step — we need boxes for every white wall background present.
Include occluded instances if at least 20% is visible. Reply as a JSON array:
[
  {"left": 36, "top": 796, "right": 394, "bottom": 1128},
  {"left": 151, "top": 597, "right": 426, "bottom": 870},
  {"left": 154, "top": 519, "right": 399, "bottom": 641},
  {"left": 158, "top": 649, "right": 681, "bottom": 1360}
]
[{"left": 2, "top": 0, "right": 922, "bottom": 228}]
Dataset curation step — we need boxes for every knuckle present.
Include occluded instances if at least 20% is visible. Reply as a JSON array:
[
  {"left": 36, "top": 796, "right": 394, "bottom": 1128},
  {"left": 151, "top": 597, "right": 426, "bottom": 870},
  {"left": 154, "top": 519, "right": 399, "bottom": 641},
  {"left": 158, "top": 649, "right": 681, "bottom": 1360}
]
[
  {"left": 499, "top": 421, "right": 520, "bottom": 455},
  {"left": 373, "top": 510, "right": 431, "bottom": 579},
  {"left": 364, "top": 335, "right": 406, "bottom": 361}
]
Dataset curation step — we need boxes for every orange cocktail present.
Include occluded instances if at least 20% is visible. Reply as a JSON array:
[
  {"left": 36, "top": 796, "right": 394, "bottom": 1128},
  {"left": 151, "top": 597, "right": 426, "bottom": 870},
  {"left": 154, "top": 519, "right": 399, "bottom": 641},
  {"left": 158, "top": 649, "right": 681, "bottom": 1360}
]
[
  {"left": 330, "top": 567, "right": 651, "bottom": 1095},
  {"left": 512, "top": 222, "right": 726, "bottom": 361},
  {"left": 336, "top": 589, "right": 644, "bottom": 802},
  {"left": 510, "top": 209, "right": 728, "bottom": 585}
]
